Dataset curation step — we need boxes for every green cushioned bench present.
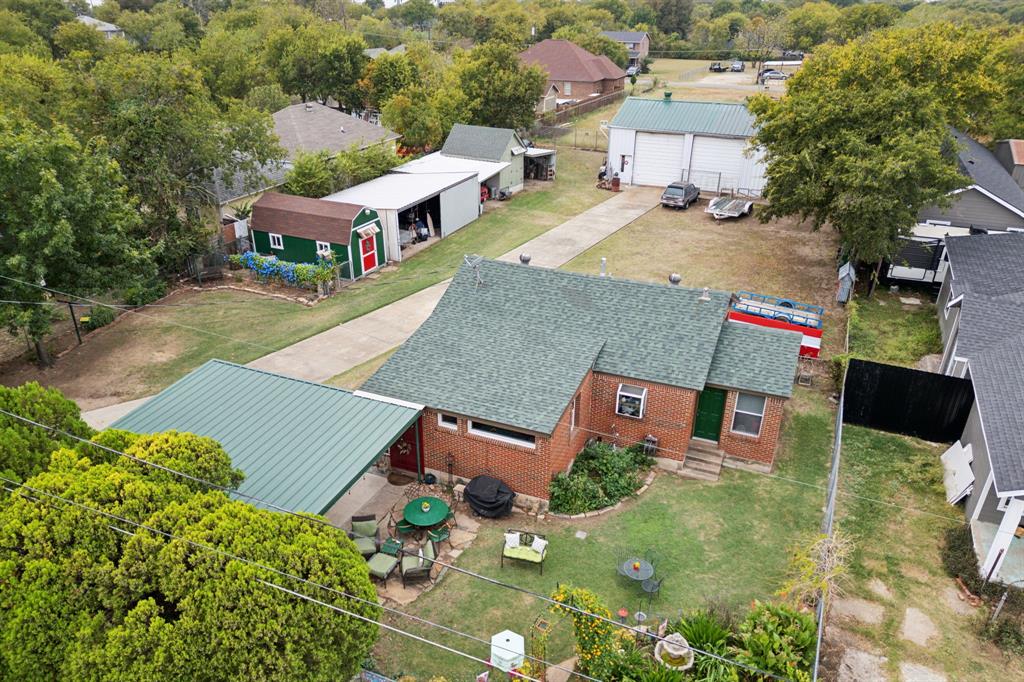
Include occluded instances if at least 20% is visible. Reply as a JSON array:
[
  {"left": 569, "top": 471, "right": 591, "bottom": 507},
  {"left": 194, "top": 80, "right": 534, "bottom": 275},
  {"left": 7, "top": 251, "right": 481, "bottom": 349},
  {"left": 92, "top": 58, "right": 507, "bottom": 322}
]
[{"left": 500, "top": 529, "right": 548, "bottom": 574}]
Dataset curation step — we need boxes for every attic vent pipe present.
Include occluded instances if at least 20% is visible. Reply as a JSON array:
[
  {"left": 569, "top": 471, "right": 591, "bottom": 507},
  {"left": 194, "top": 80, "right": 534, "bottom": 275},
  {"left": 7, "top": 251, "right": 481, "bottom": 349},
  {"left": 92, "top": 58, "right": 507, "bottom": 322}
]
[
  {"left": 668, "top": 273, "right": 681, "bottom": 286},
  {"left": 519, "top": 253, "right": 531, "bottom": 265},
  {"left": 304, "top": 102, "right": 313, "bottom": 112},
  {"left": 599, "top": 257, "right": 607, "bottom": 277},
  {"left": 663, "top": 91, "right": 672, "bottom": 100},
  {"left": 699, "top": 287, "right": 711, "bottom": 302}
]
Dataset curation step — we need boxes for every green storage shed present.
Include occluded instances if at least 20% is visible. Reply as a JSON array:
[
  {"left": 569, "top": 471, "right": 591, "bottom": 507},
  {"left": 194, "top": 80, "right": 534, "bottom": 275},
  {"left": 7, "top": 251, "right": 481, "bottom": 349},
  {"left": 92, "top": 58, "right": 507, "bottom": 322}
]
[{"left": 250, "top": 191, "right": 386, "bottom": 280}]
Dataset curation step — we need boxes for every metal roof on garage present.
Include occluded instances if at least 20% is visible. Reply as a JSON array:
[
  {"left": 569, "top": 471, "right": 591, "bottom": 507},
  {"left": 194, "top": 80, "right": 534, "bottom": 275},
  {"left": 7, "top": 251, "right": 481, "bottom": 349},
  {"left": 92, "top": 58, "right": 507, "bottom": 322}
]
[
  {"left": 394, "top": 152, "right": 509, "bottom": 182},
  {"left": 323, "top": 171, "right": 477, "bottom": 212},
  {"left": 112, "top": 360, "right": 421, "bottom": 515},
  {"left": 609, "top": 97, "right": 757, "bottom": 138}
]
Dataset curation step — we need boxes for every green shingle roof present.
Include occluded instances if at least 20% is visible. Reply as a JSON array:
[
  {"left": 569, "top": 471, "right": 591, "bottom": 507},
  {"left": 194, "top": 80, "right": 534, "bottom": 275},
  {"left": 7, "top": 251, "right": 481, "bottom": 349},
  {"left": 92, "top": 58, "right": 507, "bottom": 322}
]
[
  {"left": 441, "top": 124, "right": 521, "bottom": 162},
  {"left": 609, "top": 97, "right": 757, "bottom": 138},
  {"left": 706, "top": 322, "right": 802, "bottom": 398},
  {"left": 113, "top": 360, "right": 420, "bottom": 515},
  {"left": 363, "top": 259, "right": 799, "bottom": 435}
]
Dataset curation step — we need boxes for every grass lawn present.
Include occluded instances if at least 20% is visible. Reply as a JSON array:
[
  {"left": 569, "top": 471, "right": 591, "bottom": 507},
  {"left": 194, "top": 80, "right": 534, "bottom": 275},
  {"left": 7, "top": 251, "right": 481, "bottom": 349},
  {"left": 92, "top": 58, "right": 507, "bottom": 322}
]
[
  {"left": 0, "top": 148, "right": 607, "bottom": 409},
  {"left": 831, "top": 426, "right": 1024, "bottom": 680},
  {"left": 371, "top": 388, "right": 833, "bottom": 679},
  {"left": 847, "top": 290, "right": 942, "bottom": 367},
  {"left": 562, "top": 203, "right": 847, "bottom": 358}
]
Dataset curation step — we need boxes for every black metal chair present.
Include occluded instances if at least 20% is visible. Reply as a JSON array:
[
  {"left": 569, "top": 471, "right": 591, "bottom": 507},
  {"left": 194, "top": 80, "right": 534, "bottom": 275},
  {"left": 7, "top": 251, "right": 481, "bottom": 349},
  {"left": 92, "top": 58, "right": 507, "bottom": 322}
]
[{"left": 641, "top": 577, "right": 663, "bottom": 608}]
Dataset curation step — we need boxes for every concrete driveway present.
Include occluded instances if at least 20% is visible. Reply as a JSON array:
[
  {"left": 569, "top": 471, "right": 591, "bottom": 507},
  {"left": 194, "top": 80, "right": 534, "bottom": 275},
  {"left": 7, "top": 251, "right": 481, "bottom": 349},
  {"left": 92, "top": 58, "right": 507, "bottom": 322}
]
[{"left": 83, "top": 186, "right": 660, "bottom": 427}]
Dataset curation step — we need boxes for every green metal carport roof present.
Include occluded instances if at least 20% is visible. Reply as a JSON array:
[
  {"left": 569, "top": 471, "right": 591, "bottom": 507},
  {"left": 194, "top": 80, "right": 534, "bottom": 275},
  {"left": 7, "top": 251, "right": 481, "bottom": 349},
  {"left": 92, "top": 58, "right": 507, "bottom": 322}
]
[{"left": 112, "top": 360, "right": 421, "bottom": 515}]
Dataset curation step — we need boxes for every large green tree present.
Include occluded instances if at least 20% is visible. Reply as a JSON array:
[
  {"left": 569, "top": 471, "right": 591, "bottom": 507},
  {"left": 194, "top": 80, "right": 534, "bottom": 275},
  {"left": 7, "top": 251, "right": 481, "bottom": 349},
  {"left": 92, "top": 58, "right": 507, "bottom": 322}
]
[
  {"left": 551, "top": 23, "right": 630, "bottom": 68},
  {"left": 0, "top": 115, "right": 147, "bottom": 364},
  {"left": 451, "top": 41, "right": 546, "bottom": 130},
  {"left": 749, "top": 37, "right": 968, "bottom": 270},
  {"left": 0, "top": 430, "right": 378, "bottom": 681},
  {"left": 359, "top": 51, "right": 416, "bottom": 109},
  {"left": 76, "top": 52, "right": 282, "bottom": 271},
  {"left": 381, "top": 87, "right": 443, "bottom": 149},
  {"left": 0, "top": 382, "right": 93, "bottom": 481},
  {"left": 0, "top": 8, "right": 48, "bottom": 56}
]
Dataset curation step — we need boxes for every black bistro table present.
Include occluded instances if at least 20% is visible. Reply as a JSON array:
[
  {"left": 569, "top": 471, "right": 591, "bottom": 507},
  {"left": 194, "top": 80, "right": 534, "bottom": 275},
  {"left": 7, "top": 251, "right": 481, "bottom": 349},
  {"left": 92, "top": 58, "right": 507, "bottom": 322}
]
[{"left": 619, "top": 557, "right": 655, "bottom": 582}]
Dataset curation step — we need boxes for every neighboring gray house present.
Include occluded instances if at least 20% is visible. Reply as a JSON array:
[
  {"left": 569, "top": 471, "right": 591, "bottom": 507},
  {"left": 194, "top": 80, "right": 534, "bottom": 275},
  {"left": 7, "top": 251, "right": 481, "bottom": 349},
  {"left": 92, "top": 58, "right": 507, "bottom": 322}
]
[
  {"left": 600, "top": 30, "right": 650, "bottom": 68},
  {"left": 918, "top": 129, "right": 1024, "bottom": 232},
  {"left": 888, "top": 130, "right": 1024, "bottom": 285},
  {"left": 75, "top": 15, "right": 124, "bottom": 39},
  {"left": 210, "top": 103, "right": 400, "bottom": 218},
  {"left": 942, "top": 338, "right": 1024, "bottom": 585},
  {"left": 440, "top": 124, "right": 528, "bottom": 195},
  {"left": 363, "top": 44, "right": 406, "bottom": 59},
  {"left": 936, "top": 232, "right": 1024, "bottom": 377}
]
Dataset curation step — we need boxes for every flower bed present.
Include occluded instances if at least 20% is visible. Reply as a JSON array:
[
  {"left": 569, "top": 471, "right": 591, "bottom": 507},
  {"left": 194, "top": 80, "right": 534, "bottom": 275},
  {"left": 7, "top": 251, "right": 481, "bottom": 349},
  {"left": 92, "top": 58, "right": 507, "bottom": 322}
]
[
  {"left": 548, "top": 442, "right": 654, "bottom": 515},
  {"left": 228, "top": 251, "right": 334, "bottom": 290}
]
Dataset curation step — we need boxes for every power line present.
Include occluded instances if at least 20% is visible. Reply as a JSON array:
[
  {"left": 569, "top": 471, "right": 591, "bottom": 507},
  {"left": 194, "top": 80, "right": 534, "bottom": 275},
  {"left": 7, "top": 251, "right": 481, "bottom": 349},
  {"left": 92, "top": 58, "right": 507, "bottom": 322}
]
[
  {"left": 0, "top": 407, "right": 790, "bottom": 681},
  {"left": 0, "top": 478, "right": 546, "bottom": 682}
]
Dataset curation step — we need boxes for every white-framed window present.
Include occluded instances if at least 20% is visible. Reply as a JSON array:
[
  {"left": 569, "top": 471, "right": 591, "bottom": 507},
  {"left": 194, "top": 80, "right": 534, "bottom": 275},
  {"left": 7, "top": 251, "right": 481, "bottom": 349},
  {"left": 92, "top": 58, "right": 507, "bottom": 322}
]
[
  {"left": 563, "top": 81, "right": 572, "bottom": 95},
  {"left": 570, "top": 394, "right": 580, "bottom": 429},
  {"left": 731, "top": 393, "right": 766, "bottom": 437},
  {"left": 316, "top": 240, "right": 331, "bottom": 256},
  {"left": 468, "top": 420, "right": 536, "bottom": 449},
  {"left": 269, "top": 233, "right": 284, "bottom": 249},
  {"left": 438, "top": 413, "right": 458, "bottom": 430},
  {"left": 616, "top": 384, "right": 647, "bottom": 419}
]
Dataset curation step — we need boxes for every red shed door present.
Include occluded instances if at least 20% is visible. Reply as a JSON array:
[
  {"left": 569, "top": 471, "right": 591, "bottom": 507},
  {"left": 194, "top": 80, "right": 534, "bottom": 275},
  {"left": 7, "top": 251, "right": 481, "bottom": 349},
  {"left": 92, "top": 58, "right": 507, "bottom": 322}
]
[
  {"left": 360, "top": 235, "right": 378, "bottom": 272},
  {"left": 389, "top": 420, "right": 422, "bottom": 474}
]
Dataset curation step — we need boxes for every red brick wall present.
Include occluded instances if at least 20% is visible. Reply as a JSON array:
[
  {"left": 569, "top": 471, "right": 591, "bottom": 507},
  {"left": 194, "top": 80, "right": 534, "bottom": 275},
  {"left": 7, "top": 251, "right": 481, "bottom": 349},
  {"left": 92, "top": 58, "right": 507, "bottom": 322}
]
[
  {"left": 716, "top": 391, "right": 786, "bottom": 465},
  {"left": 548, "top": 372, "right": 594, "bottom": 476},
  {"left": 419, "top": 408, "right": 553, "bottom": 499},
  {"left": 587, "top": 373, "right": 698, "bottom": 461}
]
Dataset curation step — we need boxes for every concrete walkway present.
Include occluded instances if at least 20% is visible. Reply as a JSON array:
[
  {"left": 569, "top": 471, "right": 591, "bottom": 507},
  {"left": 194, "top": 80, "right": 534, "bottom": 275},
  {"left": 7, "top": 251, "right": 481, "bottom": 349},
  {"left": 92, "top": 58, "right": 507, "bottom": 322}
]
[
  {"left": 83, "top": 187, "right": 658, "bottom": 427},
  {"left": 247, "top": 186, "right": 659, "bottom": 383}
]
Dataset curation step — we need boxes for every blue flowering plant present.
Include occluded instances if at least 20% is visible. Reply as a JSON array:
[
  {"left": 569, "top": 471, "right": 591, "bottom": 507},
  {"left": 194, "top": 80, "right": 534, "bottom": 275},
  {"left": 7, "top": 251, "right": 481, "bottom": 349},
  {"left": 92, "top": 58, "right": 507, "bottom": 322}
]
[{"left": 236, "top": 251, "right": 335, "bottom": 290}]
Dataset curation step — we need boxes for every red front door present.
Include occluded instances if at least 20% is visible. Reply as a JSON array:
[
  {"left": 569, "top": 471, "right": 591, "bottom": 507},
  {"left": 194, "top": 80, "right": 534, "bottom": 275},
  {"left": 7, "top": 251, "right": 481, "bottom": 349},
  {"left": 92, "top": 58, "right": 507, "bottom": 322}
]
[
  {"left": 360, "top": 235, "right": 378, "bottom": 273},
  {"left": 389, "top": 420, "right": 422, "bottom": 474}
]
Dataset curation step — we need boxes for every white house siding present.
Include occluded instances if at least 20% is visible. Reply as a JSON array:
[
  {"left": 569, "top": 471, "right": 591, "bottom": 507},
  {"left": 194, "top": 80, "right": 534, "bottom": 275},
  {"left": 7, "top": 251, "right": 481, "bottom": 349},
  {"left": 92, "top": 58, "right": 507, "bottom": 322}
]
[
  {"left": 439, "top": 176, "right": 479, "bottom": 237},
  {"left": 632, "top": 133, "right": 687, "bottom": 186},
  {"left": 607, "top": 128, "right": 637, "bottom": 183}
]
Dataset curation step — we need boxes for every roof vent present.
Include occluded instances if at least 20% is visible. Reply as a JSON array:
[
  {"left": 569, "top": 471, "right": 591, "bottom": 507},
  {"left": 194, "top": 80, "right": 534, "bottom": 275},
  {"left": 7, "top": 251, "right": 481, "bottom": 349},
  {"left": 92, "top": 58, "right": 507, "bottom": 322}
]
[
  {"left": 340, "top": 125, "right": 345, "bottom": 134},
  {"left": 304, "top": 102, "right": 313, "bottom": 112},
  {"left": 668, "top": 273, "right": 681, "bottom": 286},
  {"left": 663, "top": 91, "right": 672, "bottom": 100},
  {"left": 699, "top": 287, "right": 711, "bottom": 302},
  {"left": 519, "top": 253, "right": 531, "bottom": 265},
  {"left": 599, "top": 257, "right": 607, "bottom": 277}
]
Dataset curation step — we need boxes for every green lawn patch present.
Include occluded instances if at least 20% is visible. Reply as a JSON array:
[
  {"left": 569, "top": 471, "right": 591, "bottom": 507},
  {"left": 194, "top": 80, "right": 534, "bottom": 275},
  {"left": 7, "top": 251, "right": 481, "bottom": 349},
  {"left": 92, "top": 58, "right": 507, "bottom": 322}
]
[
  {"left": 847, "top": 292, "right": 942, "bottom": 367},
  {"left": 371, "top": 389, "right": 832, "bottom": 679}
]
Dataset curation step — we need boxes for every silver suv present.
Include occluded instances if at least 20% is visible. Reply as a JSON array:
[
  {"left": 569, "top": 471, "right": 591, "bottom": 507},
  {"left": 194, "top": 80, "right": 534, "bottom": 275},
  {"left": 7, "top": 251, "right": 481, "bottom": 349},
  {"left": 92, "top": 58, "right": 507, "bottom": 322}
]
[{"left": 661, "top": 182, "right": 700, "bottom": 209}]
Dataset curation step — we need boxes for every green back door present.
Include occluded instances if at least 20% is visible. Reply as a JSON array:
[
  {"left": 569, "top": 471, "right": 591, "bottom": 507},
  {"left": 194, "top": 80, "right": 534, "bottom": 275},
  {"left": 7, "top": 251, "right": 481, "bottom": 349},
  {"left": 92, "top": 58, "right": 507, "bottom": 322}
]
[{"left": 693, "top": 387, "right": 726, "bottom": 441}]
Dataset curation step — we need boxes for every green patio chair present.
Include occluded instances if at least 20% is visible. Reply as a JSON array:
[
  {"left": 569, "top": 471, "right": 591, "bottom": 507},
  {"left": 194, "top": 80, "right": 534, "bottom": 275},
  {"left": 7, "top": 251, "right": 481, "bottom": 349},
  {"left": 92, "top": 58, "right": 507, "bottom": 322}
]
[
  {"left": 428, "top": 525, "right": 450, "bottom": 548},
  {"left": 348, "top": 514, "right": 379, "bottom": 558},
  {"left": 366, "top": 552, "right": 399, "bottom": 586},
  {"left": 395, "top": 518, "right": 417, "bottom": 538},
  {"left": 401, "top": 540, "right": 437, "bottom": 588}
]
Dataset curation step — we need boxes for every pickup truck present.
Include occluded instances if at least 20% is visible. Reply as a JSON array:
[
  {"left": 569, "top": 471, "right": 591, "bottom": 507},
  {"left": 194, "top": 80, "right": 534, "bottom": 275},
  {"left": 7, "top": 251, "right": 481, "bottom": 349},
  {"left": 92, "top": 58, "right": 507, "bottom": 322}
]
[{"left": 705, "top": 196, "right": 753, "bottom": 220}]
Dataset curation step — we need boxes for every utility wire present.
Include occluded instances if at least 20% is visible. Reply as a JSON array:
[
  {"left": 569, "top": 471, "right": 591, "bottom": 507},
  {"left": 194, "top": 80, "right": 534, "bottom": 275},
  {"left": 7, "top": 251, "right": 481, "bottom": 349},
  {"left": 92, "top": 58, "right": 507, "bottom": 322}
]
[
  {"left": 0, "top": 407, "right": 790, "bottom": 681},
  {"left": 0, "top": 479, "right": 573, "bottom": 681}
]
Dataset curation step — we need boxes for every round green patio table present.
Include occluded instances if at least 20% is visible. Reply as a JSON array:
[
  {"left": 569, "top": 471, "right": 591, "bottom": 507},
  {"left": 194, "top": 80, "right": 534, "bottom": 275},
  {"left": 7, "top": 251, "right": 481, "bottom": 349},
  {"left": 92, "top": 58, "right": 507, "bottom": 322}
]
[{"left": 403, "top": 496, "right": 450, "bottom": 528}]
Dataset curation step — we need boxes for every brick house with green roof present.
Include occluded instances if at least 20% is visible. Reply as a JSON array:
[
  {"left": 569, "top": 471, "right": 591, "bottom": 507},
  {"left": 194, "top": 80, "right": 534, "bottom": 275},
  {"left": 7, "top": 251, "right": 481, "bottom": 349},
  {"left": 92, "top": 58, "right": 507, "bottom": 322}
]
[{"left": 361, "top": 258, "right": 802, "bottom": 501}]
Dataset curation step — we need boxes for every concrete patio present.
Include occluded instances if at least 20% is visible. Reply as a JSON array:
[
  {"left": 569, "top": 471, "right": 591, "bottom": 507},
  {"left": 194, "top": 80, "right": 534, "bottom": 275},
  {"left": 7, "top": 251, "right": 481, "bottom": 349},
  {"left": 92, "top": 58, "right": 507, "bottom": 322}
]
[
  {"left": 972, "top": 519, "right": 1024, "bottom": 585},
  {"left": 326, "top": 472, "right": 482, "bottom": 606}
]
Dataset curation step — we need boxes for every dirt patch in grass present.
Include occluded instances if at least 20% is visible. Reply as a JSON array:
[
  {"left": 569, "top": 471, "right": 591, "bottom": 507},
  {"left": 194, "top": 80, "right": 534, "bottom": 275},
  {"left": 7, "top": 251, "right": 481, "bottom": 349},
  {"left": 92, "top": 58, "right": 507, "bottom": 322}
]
[{"left": 562, "top": 203, "right": 846, "bottom": 358}]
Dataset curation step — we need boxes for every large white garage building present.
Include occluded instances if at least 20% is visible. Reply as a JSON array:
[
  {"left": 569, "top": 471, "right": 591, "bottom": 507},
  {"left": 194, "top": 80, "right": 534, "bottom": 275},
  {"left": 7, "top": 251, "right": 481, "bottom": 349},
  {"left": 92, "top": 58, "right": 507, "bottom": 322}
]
[{"left": 606, "top": 95, "right": 766, "bottom": 194}]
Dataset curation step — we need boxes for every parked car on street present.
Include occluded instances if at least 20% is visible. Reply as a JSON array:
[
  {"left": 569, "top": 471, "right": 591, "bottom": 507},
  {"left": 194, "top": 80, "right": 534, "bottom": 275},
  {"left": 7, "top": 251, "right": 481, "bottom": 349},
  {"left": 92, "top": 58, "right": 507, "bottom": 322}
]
[
  {"left": 758, "top": 69, "right": 789, "bottom": 82},
  {"left": 782, "top": 50, "right": 805, "bottom": 60},
  {"left": 709, "top": 62, "right": 727, "bottom": 72},
  {"left": 660, "top": 182, "right": 700, "bottom": 209},
  {"left": 730, "top": 61, "right": 745, "bottom": 72}
]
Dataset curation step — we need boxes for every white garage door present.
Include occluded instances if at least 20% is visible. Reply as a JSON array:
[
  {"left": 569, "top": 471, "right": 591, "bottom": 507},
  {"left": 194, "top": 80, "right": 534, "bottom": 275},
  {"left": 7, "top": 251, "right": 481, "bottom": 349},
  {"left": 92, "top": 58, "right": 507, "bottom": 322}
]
[
  {"left": 689, "top": 136, "right": 747, "bottom": 192},
  {"left": 632, "top": 133, "right": 686, "bottom": 186}
]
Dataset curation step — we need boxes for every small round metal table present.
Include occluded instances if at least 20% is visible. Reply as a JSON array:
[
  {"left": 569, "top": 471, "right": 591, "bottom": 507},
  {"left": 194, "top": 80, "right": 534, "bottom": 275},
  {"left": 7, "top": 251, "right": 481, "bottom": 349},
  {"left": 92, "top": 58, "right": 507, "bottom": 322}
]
[
  {"left": 620, "top": 557, "right": 655, "bottom": 581},
  {"left": 403, "top": 496, "right": 450, "bottom": 528}
]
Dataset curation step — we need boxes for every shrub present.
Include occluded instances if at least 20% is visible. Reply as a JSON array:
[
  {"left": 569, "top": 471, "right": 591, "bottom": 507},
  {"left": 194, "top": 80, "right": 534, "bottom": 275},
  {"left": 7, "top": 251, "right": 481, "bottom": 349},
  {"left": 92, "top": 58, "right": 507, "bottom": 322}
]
[
  {"left": 549, "top": 585, "right": 617, "bottom": 676},
  {"left": 82, "top": 305, "right": 116, "bottom": 331},
  {"left": 984, "top": 619, "right": 1024, "bottom": 655},
  {"left": 942, "top": 524, "right": 1024, "bottom": 609},
  {"left": 236, "top": 251, "right": 335, "bottom": 289},
  {"left": 733, "top": 601, "right": 816, "bottom": 682},
  {"left": 548, "top": 442, "right": 654, "bottom": 514},
  {"left": 669, "top": 608, "right": 739, "bottom": 682},
  {"left": 122, "top": 279, "right": 167, "bottom": 307}
]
